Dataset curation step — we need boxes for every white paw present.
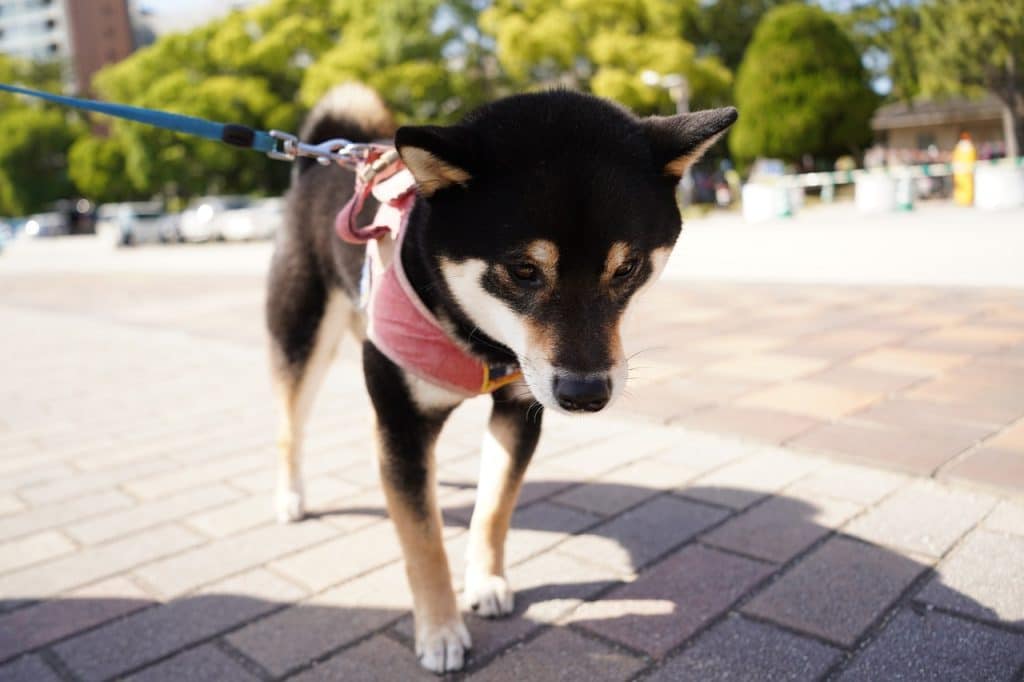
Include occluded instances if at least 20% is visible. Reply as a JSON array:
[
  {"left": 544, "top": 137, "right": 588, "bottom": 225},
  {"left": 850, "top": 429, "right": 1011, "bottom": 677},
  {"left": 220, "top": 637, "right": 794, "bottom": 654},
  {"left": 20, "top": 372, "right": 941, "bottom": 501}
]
[
  {"left": 464, "top": 573, "right": 515, "bottom": 618},
  {"left": 416, "top": 618, "right": 472, "bottom": 674},
  {"left": 275, "top": 487, "right": 304, "bottom": 524}
]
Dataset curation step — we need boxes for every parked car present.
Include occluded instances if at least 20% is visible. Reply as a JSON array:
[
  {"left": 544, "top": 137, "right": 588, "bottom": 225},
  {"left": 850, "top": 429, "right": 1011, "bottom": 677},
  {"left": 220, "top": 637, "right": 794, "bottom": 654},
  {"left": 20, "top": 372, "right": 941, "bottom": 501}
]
[
  {"left": 23, "top": 212, "right": 69, "bottom": 238},
  {"left": 179, "top": 196, "right": 251, "bottom": 242},
  {"left": 96, "top": 202, "right": 165, "bottom": 246},
  {"left": 156, "top": 212, "right": 183, "bottom": 243},
  {"left": 218, "top": 198, "right": 284, "bottom": 241}
]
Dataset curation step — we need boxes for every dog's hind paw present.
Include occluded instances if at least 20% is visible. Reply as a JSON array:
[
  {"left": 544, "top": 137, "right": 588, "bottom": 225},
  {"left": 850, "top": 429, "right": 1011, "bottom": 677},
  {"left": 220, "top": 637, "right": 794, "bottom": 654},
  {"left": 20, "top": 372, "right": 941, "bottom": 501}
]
[
  {"left": 464, "top": 573, "right": 515, "bottom": 618},
  {"left": 416, "top": 619, "right": 471, "bottom": 674},
  {"left": 275, "top": 488, "right": 305, "bottom": 524}
]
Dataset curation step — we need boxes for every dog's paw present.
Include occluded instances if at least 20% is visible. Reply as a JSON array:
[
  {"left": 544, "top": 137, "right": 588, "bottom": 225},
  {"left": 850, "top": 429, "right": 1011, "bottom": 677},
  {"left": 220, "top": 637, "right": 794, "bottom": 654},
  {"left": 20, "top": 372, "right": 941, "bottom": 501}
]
[
  {"left": 464, "top": 573, "right": 515, "bottom": 618},
  {"left": 275, "top": 487, "right": 305, "bottom": 524},
  {"left": 416, "top": 618, "right": 472, "bottom": 674}
]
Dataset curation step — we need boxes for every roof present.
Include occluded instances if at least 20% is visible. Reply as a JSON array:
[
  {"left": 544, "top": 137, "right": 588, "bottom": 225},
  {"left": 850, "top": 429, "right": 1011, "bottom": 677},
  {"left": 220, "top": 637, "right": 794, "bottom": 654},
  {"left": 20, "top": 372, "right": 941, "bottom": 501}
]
[{"left": 871, "top": 96, "right": 1011, "bottom": 131}]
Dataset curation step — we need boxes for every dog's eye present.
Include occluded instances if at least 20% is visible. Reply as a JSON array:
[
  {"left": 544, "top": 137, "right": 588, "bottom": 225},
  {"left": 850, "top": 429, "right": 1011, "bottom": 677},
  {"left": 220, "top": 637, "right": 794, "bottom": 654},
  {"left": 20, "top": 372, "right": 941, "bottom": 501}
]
[
  {"left": 509, "top": 262, "right": 541, "bottom": 285},
  {"left": 613, "top": 259, "right": 638, "bottom": 279}
]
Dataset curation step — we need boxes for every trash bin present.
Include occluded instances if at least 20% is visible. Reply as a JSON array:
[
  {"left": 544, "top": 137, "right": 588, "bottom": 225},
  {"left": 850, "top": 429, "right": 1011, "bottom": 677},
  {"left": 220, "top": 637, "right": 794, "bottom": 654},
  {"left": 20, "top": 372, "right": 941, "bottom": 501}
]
[
  {"left": 854, "top": 174, "right": 897, "bottom": 213},
  {"left": 974, "top": 164, "right": 1024, "bottom": 210}
]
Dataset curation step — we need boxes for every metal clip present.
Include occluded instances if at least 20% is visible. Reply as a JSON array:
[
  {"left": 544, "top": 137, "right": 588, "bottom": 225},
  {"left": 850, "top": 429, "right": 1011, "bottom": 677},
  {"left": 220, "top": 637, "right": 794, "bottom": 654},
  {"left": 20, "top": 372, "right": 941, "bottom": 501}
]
[{"left": 268, "top": 130, "right": 394, "bottom": 169}]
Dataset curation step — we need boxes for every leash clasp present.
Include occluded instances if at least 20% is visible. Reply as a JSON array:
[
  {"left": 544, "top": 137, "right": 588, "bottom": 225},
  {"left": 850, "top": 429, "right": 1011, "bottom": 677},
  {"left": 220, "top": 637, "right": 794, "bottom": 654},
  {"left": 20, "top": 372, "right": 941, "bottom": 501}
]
[{"left": 268, "top": 130, "right": 395, "bottom": 169}]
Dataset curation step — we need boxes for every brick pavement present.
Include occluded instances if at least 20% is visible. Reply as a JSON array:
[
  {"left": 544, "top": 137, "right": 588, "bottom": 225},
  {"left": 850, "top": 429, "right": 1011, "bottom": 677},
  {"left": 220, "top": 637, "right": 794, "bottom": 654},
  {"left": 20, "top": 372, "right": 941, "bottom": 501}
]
[{"left": 1, "top": 256, "right": 1023, "bottom": 681}]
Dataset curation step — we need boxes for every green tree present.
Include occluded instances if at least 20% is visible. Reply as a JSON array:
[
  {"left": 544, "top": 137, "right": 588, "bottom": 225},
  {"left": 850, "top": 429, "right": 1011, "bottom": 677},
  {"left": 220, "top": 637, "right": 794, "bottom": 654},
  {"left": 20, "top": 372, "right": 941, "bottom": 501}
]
[
  {"left": 0, "top": 55, "right": 80, "bottom": 215},
  {"left": 918, "top": 0, "right": 1023, "bottom": 158},
  {"left": 478, "top": 0, "right": 732, "bottom": 113},
  {"left": 682, "top": 0, "right": 803, "bottom": 73},
  {"left": 729, "top": 4, "right": 877, "bottom": 166},
  {"left": 840, "top": 0, "right": 922, "bottom": 103}
]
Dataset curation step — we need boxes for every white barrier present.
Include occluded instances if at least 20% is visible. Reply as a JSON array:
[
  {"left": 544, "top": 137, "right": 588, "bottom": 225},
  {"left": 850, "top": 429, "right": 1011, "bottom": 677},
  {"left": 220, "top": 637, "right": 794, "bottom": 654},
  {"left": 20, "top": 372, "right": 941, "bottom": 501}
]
[
  {"left": 742, "top": 183, "right": 800, "bottom": 223},
  {"left": 974, "top": 165, "right": 1024, "bottom": 210},
  {"left": 854, "top": 174, "right": 897, "bottom": 213}
]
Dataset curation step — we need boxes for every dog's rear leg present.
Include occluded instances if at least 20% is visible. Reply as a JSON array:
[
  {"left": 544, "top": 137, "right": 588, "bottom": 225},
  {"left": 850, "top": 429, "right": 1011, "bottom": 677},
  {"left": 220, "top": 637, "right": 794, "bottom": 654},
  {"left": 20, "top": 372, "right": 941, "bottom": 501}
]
[
  {"left": 364, "top": 342, "right": 469, "bottom": 673},
  {"left": 268, "top": 276, "right": 350, "bottom": 523},
  {"left": 464, "top": 383, "right": 542, "bottom": 617}
]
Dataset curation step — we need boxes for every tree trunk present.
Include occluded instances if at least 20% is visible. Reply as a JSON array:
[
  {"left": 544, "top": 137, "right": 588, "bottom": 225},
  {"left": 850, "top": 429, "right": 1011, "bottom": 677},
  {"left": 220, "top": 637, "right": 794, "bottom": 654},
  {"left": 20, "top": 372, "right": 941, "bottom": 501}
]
[{"left": 1001, "top": 95, "right": 1021, "bottom": 160}]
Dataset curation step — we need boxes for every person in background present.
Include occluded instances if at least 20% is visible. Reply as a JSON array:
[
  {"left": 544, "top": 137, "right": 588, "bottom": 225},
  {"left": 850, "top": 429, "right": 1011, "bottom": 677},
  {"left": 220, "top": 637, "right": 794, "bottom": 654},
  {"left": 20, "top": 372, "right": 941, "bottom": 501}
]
[{"left": 952, "top": 131, "right": 977, "bottom": 206}]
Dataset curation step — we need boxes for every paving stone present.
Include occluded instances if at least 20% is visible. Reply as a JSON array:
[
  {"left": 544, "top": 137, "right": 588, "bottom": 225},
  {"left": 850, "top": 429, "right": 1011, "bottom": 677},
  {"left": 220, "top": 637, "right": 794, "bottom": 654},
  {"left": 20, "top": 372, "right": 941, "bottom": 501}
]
[
  {"left": 701, "top": 492, "right": 860, "bottom": 563},
  {"left": 742, "top": 536, "right": 926, "bottom": 646},
  {"left": 122, "top": 453, "right": 265, "bottom": 500},
  {"left": 786, "top": 463, "right": 908, "bottom": 506},
  {"left": 941, "top": 447, "right": 1024, "bottom": 491},
  {"left": 983, "top": 500, "right": 1024, "bottom": 536},
  {"left": 288, "top": 635, "right": 436, "bottom": 682},
  {"left": 987, "top": 419, "right": 1024, "bottom": 451},
  {"left": 53, "top": 569, "right": 303, "bottom": 682},
  {"left": 0, "top": 489, "right": 133, "bottom": 543},
  {"left": 228, "top": 563, "right": 409, "bottom": 677},
  {"left": 0, "top": 577, "right": 153, "bottom": 663},
  {"left": 546, "top": 428, "right": 678, "bottom": 479},
  {"left": 678, "top": 406, "right": 821, "bottom": 445},
  {"left": 18, "top": 458, "right": 176, "bottom": 505},
  {"left": 66, "top": 483, "right": 240, "bottom": 545},
  {"left": 0, "top": 524, "right": 202, "bottom": 600},
  {"left": 558, "top": 496, "right": 728, "bottom": 575},
  {"left": 837, "top": 608, "right": 1024, "bottom": 681},
  {"left": 705, "top": 353, "right": 828, "bottom": 382},
  {"left": 0, "top": 530, "right": 76, "bottom": 574},
  {"left": 845, "top": 481, "right": 995, "bottom": 558},
  {"left": 0, "top": 497, "right": 23, "bottom": 517},
  {"left": 917, "top": 529, "right": 1024, "bottom": 624},
  {"left": 507, "top": 551, "right": 623, "bottom": 624},
  {"left": 504, "top": 502, "right": 601, "bottom": 566},
  {"left": 124, "top": 645, "right": 259, "bottom": 682},
  {"left": 467, "top": 627, "right": 644, "bottom": 682},
  {"left": 789, "top": 421, "right": 974, "bottom": 475},
  {"left": 852, "top": 347, "right": 968, "bottom": 376},
  {"left": 552, "top": 458, "right": 698, "bottom": 517},
  {"left": 134, "top": 519, "right": 335, "bottom": 597},
  {"left": 0, "top": 654, "right": 61, "bottom": 682},
  {"left": 652, "top": 430, "right": 752, "bottom": 474},
  {"left": 805, "top": 362, "right": 923, "bottom": 394},
  {"left": 267, "top": 521, "right": 400, "bottom": 593},
  {"left": 646, "top": 614, "right": 841, "bottom": 682},
  {"left": 570, "top": 544, "right": 772, "bottom": 658},
  {"left": 738, "top": 381, "right": 881, "bottom": 420},
  {"left": 678, "top": 450, "right": 819, "bottom": 510}
]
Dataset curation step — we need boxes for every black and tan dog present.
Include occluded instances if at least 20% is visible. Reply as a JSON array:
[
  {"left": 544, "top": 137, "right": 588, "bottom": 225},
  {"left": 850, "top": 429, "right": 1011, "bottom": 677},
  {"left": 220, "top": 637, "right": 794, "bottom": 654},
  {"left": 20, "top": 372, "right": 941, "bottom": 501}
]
[{"left": 266, "top": 83, "right": 736, "bottom": 673}]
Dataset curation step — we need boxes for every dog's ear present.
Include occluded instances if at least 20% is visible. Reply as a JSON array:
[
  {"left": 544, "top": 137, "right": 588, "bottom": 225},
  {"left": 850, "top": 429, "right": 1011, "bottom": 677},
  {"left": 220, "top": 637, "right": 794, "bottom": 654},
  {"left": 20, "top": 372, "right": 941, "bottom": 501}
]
[
  {"left": 395, "top": 125, "right": 476, "bottom": 197},
  {"left": 642, "top": 107, "right": 738, "bottom": 178}
]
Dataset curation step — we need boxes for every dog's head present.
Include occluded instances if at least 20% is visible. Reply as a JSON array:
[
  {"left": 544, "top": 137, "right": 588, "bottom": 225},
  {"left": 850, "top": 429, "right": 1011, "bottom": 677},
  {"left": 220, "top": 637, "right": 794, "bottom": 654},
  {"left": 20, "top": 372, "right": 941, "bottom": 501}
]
[{"left": 396, "top": 91, "right": 736, "bottom": 414}]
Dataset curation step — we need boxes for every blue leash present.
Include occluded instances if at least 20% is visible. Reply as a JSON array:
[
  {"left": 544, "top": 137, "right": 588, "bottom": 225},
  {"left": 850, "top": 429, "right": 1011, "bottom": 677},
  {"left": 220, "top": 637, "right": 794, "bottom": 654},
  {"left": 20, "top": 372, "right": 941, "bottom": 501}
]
[
  {"left": 0, "top": 82, "right": 279, "bottom": 154},
  {"left": 0, "top": 82, "right": 391, "bottom": 166}
]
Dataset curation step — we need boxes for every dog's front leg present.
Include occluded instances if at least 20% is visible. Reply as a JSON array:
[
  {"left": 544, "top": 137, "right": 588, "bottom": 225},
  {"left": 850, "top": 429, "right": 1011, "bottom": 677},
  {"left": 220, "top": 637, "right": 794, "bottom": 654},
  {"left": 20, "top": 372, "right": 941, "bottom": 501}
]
[
  {"left": 464, "top": 383, "right": 542, "bottom": 617},
  {"left": 363, "top": 343, "right": 469, "bottom": 673}
]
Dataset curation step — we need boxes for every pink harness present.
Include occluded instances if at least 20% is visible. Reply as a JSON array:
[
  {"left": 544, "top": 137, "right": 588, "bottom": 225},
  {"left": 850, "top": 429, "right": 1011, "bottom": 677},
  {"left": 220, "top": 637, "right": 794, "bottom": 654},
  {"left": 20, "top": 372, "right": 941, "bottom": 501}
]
[{"left": 335, "top": 154, "right": 522, "bottom": 397}]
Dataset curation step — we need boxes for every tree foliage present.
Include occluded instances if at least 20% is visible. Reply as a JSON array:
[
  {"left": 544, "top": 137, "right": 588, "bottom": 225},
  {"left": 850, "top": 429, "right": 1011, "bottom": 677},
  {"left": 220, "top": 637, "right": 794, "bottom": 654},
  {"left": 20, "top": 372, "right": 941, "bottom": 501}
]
[
  {"left": 682, "top": 0, "right": 802, "bottom": 73},
  {"left": 840, "top": 0, "right": 922, "bottom": 103},
  {"left": 729, "top": 4, "right": 877, "bottom": 166},
  {"left": 479, "top": 0, "right": 732, "bottom": 112},
  {"left": 0, "top": 55, "right": 80, "bottom": 215},
  {"left": 917, "top": 0, "right": 1023, "bottom": 157}
]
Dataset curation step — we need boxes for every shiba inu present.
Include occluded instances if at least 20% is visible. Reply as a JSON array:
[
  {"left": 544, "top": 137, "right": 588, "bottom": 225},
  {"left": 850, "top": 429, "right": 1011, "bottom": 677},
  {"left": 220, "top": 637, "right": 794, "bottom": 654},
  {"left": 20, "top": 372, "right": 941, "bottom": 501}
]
[{"left": 266, "top": 82, "right": 736, "bottom": 673}]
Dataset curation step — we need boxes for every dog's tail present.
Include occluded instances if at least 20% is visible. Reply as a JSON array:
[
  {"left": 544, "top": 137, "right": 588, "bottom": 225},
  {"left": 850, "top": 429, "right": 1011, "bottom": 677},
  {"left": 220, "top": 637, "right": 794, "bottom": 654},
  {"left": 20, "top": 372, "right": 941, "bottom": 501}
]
[{"left": 297, "top": 83, "right": 397, "bottom": 173}]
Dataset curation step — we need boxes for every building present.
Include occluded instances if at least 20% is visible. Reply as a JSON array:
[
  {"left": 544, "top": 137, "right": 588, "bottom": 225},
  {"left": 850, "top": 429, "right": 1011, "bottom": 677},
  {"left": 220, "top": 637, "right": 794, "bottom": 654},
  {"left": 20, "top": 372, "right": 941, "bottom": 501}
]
[
  {"left": 872, "top": 96, "right": 1015, "bottom": 157},
  {"left": 0, "top": 0, "right": 135, "bottom": 93}
]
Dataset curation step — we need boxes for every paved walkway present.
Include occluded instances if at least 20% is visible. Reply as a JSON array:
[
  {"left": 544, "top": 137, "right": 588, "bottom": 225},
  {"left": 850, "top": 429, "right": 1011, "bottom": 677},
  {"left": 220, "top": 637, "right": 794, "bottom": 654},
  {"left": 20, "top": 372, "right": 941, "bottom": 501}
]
[{"left": 0, "top": 240, "right": 1022, "bottom": 681}]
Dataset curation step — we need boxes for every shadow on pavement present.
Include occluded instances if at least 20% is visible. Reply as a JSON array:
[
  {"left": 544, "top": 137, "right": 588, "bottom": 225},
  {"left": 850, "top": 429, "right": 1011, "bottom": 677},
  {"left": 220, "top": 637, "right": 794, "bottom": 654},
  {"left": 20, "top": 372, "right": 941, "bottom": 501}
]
[{"left": 1, "top": 482, "right": 1021, "bottom": 681}]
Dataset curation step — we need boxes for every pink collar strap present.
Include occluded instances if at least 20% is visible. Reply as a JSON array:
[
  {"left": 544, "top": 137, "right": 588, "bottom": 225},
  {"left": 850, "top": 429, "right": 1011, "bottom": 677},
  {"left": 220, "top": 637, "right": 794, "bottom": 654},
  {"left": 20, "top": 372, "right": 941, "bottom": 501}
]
[{"left": 335, "top": 158, "right": 522, "bottom": 397}]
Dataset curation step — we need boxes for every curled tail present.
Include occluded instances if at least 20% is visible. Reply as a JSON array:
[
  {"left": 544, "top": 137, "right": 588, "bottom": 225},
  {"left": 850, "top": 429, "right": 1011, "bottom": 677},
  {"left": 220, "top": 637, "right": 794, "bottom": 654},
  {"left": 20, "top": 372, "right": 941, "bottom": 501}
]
[{"left": 297, "top": 83, "right": 397, "bottom": 173}]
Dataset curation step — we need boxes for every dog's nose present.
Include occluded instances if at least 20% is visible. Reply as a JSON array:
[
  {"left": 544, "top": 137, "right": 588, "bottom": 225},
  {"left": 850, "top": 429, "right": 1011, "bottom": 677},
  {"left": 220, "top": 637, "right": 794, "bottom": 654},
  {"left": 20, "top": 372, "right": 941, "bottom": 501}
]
[{"left": 553, "top": 375, "right": 611, "bottom": 412}]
